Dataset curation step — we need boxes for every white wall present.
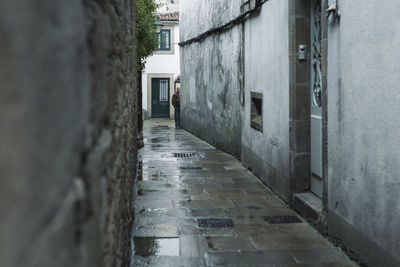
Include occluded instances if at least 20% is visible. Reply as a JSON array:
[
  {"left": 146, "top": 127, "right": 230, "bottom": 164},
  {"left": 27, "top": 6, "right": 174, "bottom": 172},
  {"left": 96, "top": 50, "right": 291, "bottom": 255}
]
[
  {"left": 156, "top": 0, "right": 179, "bottom": 13},
  {"left": 327, "top": 1, "right": 400, "bottom": 265},
  {"left": 142, "top": 23, "right": 180, "bottom": 112}
]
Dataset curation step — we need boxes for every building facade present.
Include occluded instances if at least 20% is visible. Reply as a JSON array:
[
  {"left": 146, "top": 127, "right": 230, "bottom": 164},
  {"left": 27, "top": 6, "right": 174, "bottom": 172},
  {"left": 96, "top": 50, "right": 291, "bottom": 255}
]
[
  {"left": 142, "top": 1, "right": 180, "bottom": 119},
  {"left": 180, "top": 0, "right": 400, "bottom": 266}
]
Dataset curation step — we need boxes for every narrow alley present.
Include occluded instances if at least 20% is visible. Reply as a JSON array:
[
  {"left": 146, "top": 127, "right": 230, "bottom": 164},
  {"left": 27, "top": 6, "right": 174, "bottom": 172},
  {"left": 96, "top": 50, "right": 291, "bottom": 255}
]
[
  {"left": 132, "top": 120, "right": 356, "bottom": 266},
  {"left": 2, "top": 0, "right": 399, "bottom": 266}
]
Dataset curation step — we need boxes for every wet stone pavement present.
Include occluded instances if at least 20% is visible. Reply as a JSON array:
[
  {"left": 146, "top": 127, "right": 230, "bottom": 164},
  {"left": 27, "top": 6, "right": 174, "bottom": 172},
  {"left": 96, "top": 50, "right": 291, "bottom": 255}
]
[{"left": 132, "top": 120, "right": 356, "bottom": 267}]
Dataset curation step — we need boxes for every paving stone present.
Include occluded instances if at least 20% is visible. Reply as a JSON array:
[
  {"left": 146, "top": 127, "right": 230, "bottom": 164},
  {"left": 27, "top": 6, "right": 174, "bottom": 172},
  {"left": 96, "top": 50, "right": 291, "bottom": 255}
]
[
  {"left": 203, "top": 177, "right": 235, "bottom": 183},
  {"left": 231, "top": 215, "right": 266, "bottom": 225},
  {"left": 232, "top": 198, "right": 287, "bottom": 209},
  {"left": 133, "top": 120, "right": 357, "bottom": 266},
  {"left": 178, "top": 199, "right": 236, "bottom": 209},
  {"left": 205, "top": 251, "right": 297, "bottom": 266},
  {"left": 191, "top": 191, "right": 264, "bottom": 201},
  {"left": 281, "top": 262, "right": 358, "bottom": 267},
  {"left": 205, "top": 188, "right": 246, "bottom": 194},
  {"left": 133, "top": 256, "right": 206, "bottom": 267},
  {"left": 226, "top": 206, "right": 295, "bottom": 218},
  {"left": 179, "top": 223, "right": 235, "bottom": 237},
  {"left": 133, "top": 224, "right": 179, "bottom": 237},
  {"left": 251, "top": 233, "right": 333, "bottom": 250},
  {"left": 264, "top": 215, "right": 303, "bottom": 224},
  {"left": 289, "top": 248, "right": 349, "bottom": 264},
  {"left": 204, "top": 236, "right": 257, "bottom": 251},
  {"left": 259, "top": 223, "right": 314, "bottom": 235},
  {"left": 233, "top": 224, "right": 273, "bottom": 236},
  {"left": 134, "top": 208, "right": 187, "bottom": 218},
  {"left": 134, "top": 199, "right": 174, "bottom": 210},
  {"left": 179, "top": 236, "right": 208, "bottom": 257},
  {"left": 186, "top": 208, "right": 228, "bottom": 217}
]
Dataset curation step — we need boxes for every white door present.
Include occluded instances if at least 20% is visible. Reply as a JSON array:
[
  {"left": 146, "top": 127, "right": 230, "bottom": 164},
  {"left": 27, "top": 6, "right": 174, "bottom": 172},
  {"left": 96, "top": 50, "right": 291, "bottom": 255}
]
[{"left": 310, "top": 0, "right": 323, "bottom": 198}]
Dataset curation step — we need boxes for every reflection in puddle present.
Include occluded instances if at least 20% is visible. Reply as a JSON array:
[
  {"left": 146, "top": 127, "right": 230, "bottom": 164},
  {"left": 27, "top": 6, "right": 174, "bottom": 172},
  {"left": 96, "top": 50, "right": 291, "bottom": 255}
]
[{"left": 133, "top": 237, "right": 179, "bottom": 256}]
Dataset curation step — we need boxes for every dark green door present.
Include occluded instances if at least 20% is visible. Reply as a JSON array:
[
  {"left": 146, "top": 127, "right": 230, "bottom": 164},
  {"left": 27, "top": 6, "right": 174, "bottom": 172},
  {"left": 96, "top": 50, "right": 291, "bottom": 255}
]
[{"left": 151, "top": 78, "right": 170, "bottom": 118}]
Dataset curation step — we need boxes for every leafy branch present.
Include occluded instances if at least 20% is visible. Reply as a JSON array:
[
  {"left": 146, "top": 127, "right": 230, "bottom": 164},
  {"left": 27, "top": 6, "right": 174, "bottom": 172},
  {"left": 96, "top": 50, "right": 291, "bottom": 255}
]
[{"left": 136, "top": 0, "right": 160, "bottom": 71}]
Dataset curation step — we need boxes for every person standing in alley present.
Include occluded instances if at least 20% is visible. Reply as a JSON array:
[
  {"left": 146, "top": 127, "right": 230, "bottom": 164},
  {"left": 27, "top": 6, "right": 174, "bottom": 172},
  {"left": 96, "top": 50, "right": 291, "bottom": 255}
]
[{"left": 172, "top": 87, "right": 181, "bottom": 128}]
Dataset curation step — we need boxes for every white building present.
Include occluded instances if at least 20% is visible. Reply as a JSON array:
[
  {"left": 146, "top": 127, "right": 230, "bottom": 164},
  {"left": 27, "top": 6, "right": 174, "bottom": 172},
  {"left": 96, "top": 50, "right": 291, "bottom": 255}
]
[
  {"left": 180, "top": 0, "right": 400, "bottom": 265},
  {"left": 142, "top": 2, "right": 180, "bottom": 119}
]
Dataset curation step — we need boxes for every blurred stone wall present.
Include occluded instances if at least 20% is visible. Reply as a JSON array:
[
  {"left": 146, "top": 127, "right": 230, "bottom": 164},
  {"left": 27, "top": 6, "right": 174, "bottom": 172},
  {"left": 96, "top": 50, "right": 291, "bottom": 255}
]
[{"left": 0, "top": 1, "right": 137, "bottom": 267}]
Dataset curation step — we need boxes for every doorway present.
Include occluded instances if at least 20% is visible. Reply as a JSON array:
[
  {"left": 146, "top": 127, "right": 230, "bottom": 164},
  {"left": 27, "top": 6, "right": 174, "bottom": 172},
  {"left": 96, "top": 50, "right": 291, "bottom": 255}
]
[
  {"left": 151, "top": 78, "right": 170, "bottom": 118},
  {"left": 310, "top": 0, "right": 323, "bottom": 198}
]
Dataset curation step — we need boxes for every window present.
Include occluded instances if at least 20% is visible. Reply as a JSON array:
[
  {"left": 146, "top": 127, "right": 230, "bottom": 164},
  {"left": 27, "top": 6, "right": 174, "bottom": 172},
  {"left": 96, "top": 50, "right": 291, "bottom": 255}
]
[
  {"left": 158, "top": 29, "right": 171, "bottom": 50},
  {"left": 250, "top": 92, "right": 263, "bottom": 132}
]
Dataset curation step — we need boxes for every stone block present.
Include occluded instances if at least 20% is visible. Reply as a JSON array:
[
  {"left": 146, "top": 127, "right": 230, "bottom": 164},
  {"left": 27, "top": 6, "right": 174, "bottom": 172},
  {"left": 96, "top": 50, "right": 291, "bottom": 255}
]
[{"left": 295, "top": 120, "right": 311, "bottom": 153}]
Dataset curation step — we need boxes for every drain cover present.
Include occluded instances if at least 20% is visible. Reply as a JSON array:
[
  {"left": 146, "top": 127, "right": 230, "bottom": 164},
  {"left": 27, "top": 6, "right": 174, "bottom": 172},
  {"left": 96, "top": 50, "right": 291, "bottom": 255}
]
[
  {"left": 173, "top": 153, "right": 195, "bottom": 158},
  {"left": 263, "top": 216, "right": 302, "bottom": 224},
  {"left": 246, "top": 206, "right": 261, "bottom": 210},
  {"left": 179, "top": 166, "right": 202, "bottom": 170},
  {"left": 198, "top": 218, "right": 234, "bottom": 228}
]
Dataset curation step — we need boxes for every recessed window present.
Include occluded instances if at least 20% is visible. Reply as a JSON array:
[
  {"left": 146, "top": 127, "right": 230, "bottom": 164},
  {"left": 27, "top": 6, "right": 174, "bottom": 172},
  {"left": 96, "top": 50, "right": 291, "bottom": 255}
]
[
  {"left": 251, "top": 92, "right": 263, "bottom": 132},
  {"left": 158, "top": 29, "right": 171, "bottom": 50}
]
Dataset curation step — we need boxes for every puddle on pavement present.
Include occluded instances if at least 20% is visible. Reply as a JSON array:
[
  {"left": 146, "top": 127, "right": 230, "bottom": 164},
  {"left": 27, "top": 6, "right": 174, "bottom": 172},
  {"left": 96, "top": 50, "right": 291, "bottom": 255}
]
[{"left": 133, "top": 237, "right": 179, "bottom": 256}]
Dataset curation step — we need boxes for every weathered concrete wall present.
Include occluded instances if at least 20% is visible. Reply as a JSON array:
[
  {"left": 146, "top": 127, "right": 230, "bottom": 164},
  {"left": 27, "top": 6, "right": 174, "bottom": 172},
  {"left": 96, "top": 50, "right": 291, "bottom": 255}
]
[
  {"left": 180, "top": 0, "right": 291, "bottom": 199},
  {"left": 326, "top": 1, "right": 400, "bottom": 265},
  {"left": 0, "top": 1, "right": 137, "bottom": 267},
  {"left": 180, "top": 0, "right": 243, "bottom": 157},
  {"left": 180, "top": 0, "right": 400, "bottom": 265},
  {"left": 241, "top": 0, "right": 290, "bottom": 202}
]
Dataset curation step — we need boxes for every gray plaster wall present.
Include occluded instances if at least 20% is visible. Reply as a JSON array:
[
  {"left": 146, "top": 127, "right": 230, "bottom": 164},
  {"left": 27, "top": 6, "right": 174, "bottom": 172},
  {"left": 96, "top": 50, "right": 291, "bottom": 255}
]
[
  {"left": 180, "top": 0, "right": 242, "bottom": 42},
  {"left": 180, "top": 0, "right": 243, "bottom": 157},
  {"left": 0, "top": 1, "right": 137, "bottom": 267},
  {"left": 241, "top": 0, "right": 290, "bottom": 202},
  {"left": 180, "top": 0, "right": 291, "bottom": 200},
  {"left": 326, "top": 1, "right": 400, "bottom": 265}
]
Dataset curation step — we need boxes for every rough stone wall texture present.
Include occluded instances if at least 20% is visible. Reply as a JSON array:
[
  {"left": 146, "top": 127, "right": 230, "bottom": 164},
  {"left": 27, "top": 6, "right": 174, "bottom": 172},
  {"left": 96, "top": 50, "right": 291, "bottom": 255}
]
[
  {"left": 326, "top": 1, "right": 400, "bottom": 266},
  {"left": 180, "top": 0, "right": 243, "bottom": 157},
  {"left": 288, "top": 0, "right": 311, "bottom": 196},
  {"left": 0, "top": 1, "right": 137, "bottom": 267}
]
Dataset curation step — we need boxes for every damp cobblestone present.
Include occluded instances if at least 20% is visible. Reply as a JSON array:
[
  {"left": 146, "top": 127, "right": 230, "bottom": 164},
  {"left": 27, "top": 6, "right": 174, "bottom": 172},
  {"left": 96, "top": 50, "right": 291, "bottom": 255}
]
[{"left": 131, "top": 119, "right": 357, "bottom": 266}]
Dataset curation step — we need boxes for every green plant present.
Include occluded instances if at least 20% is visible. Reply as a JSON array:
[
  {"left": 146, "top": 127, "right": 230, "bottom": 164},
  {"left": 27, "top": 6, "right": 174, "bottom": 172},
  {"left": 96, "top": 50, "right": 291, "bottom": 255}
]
[{"left": 136, "top": 0, "right": 159, "bottom": 71}]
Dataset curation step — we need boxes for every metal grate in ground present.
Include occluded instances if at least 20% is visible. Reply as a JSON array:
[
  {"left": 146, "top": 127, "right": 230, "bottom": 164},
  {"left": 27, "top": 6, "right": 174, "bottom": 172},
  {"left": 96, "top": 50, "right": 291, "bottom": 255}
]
[
  {"left": 173, "top": 152, "right": 196, "bottom": 158},
  {"left": 198, "top": 218, "right": 234, "bottom": 228}
]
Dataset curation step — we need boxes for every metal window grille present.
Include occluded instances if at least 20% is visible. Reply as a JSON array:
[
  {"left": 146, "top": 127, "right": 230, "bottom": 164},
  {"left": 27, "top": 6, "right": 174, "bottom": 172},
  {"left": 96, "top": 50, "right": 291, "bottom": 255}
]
[
  {"left": 311, "top": 0, "right": 322, "bottom": 107},
  {"left": 160, "top": 79, "right": 168, "bottom": 102}
]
